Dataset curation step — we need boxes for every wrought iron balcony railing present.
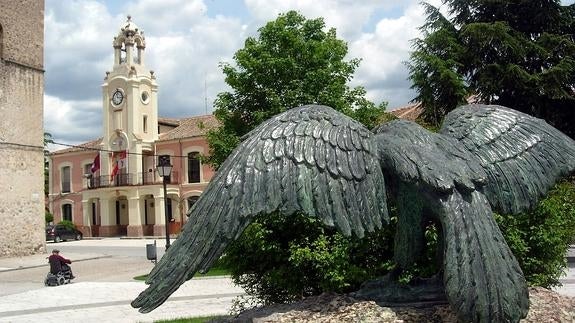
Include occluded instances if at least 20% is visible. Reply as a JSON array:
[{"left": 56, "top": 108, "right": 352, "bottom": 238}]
[{"left": 86, "top": 171, "right": 179, "bottom": 189}]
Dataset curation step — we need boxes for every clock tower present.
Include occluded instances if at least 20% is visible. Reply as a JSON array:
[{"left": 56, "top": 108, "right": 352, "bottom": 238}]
[{"left": 101, "top": 16, "right": 159, "bottom": 179}]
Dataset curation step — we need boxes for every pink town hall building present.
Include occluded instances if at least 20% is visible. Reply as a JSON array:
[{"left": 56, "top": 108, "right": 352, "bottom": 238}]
[{"left": 47, "top": 17, "right": 218, "bottom": 238}]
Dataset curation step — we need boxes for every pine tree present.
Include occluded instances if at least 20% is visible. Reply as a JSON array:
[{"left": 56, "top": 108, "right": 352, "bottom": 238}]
[{"left": 408, "top": 1, "right": 575, "bottom": 137}]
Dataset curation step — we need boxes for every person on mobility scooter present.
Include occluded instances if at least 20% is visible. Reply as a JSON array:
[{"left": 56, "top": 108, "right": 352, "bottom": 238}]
[{"left": 45, "top": 249, "right": 75, "bottom": 286}]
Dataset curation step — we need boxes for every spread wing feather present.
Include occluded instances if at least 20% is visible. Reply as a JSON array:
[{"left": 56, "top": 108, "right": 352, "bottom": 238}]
[
  {"left": 441, "top": 104, "right": 575, "bottom": 214},
  {"left": 132, "top": 105, "right": 388, "bottom": 313}
]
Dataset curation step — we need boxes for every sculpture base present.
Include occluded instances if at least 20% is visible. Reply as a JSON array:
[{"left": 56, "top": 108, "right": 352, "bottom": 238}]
[{"left": 351, "top": 273, "right": 448, "bottom": 307}]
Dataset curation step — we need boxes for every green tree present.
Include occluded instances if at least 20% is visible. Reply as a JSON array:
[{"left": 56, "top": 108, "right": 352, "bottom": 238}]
[
  {"left": 206, "top": 10, "right": 387, "bottom": 168},
  {"left": 408, "top": 1, "right": 575, "bottom": 136},
  {"left": 206, "top": 11, "right": 390, "bottom": 304}
]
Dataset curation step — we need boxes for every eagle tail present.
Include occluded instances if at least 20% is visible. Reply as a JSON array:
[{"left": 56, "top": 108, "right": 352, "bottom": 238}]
[{"left": 440, "top": 190, "right": 529, "bottom": 322}]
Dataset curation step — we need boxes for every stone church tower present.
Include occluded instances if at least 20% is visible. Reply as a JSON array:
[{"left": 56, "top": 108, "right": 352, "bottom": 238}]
[{"left": 0, "top": 0, "right": 46, "bottom": 256}]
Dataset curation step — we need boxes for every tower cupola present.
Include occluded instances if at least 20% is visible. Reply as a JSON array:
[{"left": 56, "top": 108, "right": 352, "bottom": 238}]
[{"left": 113, "top": 16, "right": 146, "bottom": 68}]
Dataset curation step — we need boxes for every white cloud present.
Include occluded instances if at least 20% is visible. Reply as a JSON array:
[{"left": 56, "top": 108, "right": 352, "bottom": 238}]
[
  {"left": 242, "top": 0, "right": 435, "bottom": 108},
  {"left": 349, "top": 2, "right": 428, "bottom": 108},
  {"left": 141, "top": 14, "right": 246, "bottom": 117},
  {"left": 121, "top": 0, "right": 207, "bottom": 34},
  {"left": 44, "top": 0, "right": 246, "bottom": 146},
  {"left": 44, "top": 0, "right": 435, "bottom": 147},
  {"left": 244, "top": 0, "right": 405, "bottom": 39},
  {"left": 44, "top": 95, "right": 102, "bottom": 147}
]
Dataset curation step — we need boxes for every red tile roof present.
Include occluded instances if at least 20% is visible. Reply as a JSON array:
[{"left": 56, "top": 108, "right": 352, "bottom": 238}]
[
  {"left": 50, "top": 137, "right": 102, "bottom": 155},
  {"left": 158, "top": 115, "right": 220, "bottom": 141},
  {"left": 389, "top": 102, "right": 424, "bottom": 121},
  {"left": 158, "top": 117, "right": 181, "bottom": 126}
]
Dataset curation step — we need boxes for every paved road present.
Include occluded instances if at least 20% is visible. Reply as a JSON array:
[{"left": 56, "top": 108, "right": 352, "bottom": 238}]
[
  {"left": 0, "top": 238, "right": 245, "bottom": 322},
  {"left": 0, "top": 238, "right": 573, "bottom": 322}
]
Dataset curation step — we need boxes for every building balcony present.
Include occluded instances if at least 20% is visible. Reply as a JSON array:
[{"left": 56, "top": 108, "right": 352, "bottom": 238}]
[{"left": 86, "top": 171, "right": 180, "bottom": 189}]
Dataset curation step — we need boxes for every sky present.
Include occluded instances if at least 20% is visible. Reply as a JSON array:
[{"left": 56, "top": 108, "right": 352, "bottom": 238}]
[{"left": 43, "top": 0, "right": 574, "bottom": 149}]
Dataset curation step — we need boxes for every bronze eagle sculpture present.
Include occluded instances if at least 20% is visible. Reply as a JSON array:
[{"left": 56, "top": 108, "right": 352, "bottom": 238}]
[{"left": 132, "top": 104, "right": 575, "bottom": 322}]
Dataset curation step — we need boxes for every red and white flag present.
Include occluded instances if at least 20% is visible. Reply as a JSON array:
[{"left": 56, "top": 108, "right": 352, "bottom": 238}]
[{"left": 111, "top": 162, "right": 119, "bottom": 180}]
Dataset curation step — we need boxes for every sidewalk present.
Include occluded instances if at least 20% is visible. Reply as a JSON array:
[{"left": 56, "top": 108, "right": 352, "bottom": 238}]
[
  {"left": 0, "top": 244, "right": 245, "bottom": 323},
  {"left": 0, "top": 242, "right": 573, "bottom": 323},
  {"left": 0, "top": 280, "right": 244, "bottom": 323}
]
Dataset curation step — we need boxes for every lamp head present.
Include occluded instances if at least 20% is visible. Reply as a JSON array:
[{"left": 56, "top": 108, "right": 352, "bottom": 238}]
[{"left": 156, "top": 155, "right": 173, "bottom": 177}]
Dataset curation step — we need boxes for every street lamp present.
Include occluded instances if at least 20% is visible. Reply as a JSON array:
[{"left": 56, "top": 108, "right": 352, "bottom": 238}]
[{"left": 156, "top": 155, "right": 173, "bottom": 251}]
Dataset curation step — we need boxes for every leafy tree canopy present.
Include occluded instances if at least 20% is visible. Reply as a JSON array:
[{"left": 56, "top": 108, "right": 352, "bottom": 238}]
[
  {"left": 204, "top": 10, "right": 391, "bottom": 305},
  {"left": 206, "top": 10, "right": 387, "bottom": 168},
  {"left": 408, "top": 1, "right": 575, "bottom": 137}
]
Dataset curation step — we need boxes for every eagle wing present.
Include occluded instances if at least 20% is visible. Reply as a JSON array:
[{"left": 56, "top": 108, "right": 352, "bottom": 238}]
[
  {"left": 441, "top": 104, "right": 575, "bottom": 214},
  {"left": 131, "top": 105, "right": 388, "bottom": 313}
]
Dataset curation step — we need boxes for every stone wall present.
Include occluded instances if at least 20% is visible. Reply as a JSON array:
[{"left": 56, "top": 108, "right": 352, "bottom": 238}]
[
  {"left": 0, "top": 0, "right": 46, "bottom": 257},
  {"left": 0, "top": 0, "right": 44, "bottom": 69}
]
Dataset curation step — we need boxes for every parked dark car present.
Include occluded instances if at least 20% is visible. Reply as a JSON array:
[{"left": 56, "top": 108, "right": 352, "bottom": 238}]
[{"left": 46, "top": 225, "right": 83, "bottom": 243}]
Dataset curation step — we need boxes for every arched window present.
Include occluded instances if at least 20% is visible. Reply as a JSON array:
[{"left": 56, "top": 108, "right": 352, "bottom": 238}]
[
  {"left": 62, "top": 204, "right": 72, "bottom": 222},
  {"left": 187, "top": 152, "right": 201, "bottom": 183}
]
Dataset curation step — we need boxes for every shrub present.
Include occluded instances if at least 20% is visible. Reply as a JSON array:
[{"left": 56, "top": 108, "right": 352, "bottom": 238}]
[
  {"left": 494, "top": 179, "right": 575, "bottom": 288},
  {"left": 58, "top": 220, "right": 76, "bottom": 230},
  {"left": 224, "top": 179, "right": 575, "bottom": 303},
  {"left": 45, "top": 210, "right": 54, "bottom": 224},
  {"left": 222, "top": 211, "right": 395, "bottom": 304}
]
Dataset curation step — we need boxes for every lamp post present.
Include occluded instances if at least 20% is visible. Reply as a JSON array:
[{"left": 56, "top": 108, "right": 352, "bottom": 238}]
[{"left": 156, "top": 155, "right": 173, "bottom": 251}]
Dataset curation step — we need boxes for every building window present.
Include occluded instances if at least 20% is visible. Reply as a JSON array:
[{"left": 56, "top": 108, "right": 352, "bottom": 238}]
[
  {"left": 143, "top": 115, "right": 148, "bottom": 133},
  {"left": 61, "top": 166, "right": 71, "bottom": 193},
  {"left": 62, "top": 204, "right": 72, "bottom": 222},
  {"left": 187, "top": 152, "right": 201, "bottom": 183},
  {"left": 84, "top": 164, "right": 91, "bottom": 175},
  {"left": 84, "top": 164, "right": 95, "bottom": 188}
]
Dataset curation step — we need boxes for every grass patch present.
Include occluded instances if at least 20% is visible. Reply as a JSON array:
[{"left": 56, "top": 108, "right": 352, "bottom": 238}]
[
  {"left": 154, "top": 315, "right": 226, "bottom": 323},
  {"left": 134, "top": 261, "right": 230, "bottom": 281},
  {"left": 133, "top": 274, "right": 148, "bottom": 281}
]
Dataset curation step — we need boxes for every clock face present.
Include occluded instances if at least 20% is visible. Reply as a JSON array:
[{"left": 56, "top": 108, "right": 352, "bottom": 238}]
[{"left": 111, "top": 89, "right": 124, "bottom": 106}]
